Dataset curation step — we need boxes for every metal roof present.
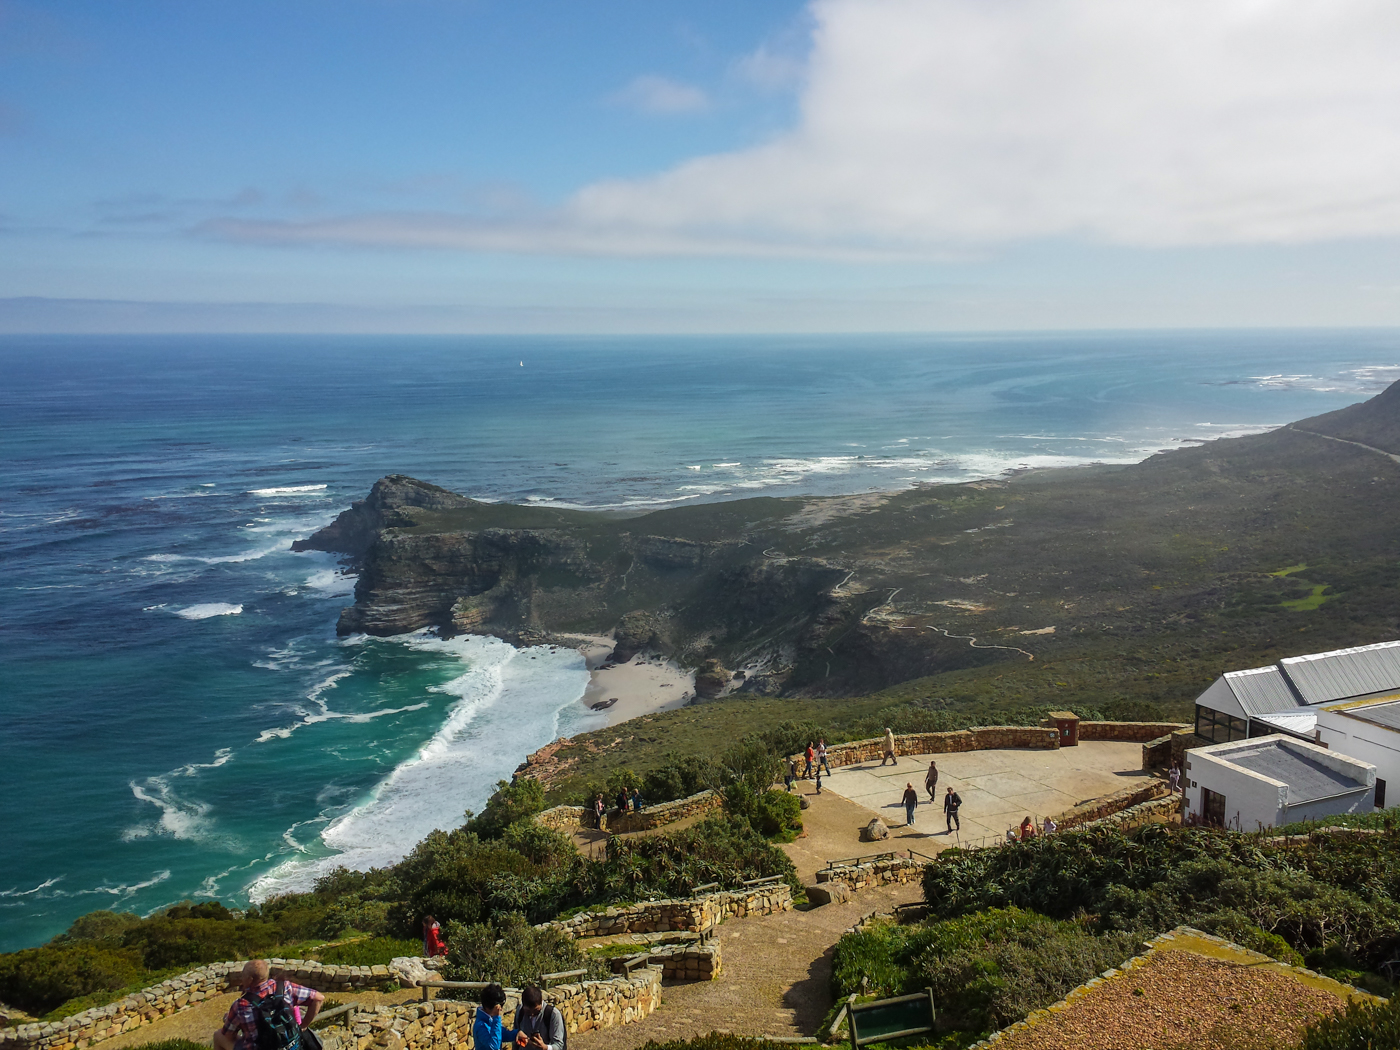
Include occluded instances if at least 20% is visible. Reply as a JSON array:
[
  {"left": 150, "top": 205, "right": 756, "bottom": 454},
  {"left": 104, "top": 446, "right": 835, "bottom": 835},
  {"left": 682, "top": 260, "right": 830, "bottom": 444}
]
[
  {"left": 1281, "top": 640, "right": 1400, "bottom": 704},
  {"left": 1223, "top": 665, "right": 1304, "bottom": 717},
  {"left": 1329, "top": 697, "right": 1400, "bottom": 732},
  {"left": 1251, "top": 710, "right": 1318, "bottom": 736},
  {"left": 1223, "top": 740, "right": 1368, "bottom": 803}
]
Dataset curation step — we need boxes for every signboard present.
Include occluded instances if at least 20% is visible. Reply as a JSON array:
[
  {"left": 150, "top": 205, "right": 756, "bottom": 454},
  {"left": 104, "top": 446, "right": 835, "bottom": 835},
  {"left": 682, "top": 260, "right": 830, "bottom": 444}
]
[{"left": 847, "top": 989, "right": 936, "bottom": 1047}]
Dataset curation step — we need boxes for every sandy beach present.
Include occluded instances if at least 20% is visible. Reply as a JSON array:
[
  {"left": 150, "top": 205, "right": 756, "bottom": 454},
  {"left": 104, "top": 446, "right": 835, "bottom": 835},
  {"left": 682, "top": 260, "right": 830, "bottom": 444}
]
[{"left": 572, "top": 635, "right": 695, "bottom": 726}]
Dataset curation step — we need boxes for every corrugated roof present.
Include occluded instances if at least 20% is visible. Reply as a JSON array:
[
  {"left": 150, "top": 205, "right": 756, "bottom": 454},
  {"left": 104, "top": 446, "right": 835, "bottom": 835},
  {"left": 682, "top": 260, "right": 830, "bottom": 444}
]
[
  {"left": 1281, "top": 640, "right": 1400, "bottom": 704},
  {"left": 1224, "top": 665, "right": 1303, "bottom": 717},
  {"left": 1331, "top": 698, "right": 1400, "bottom": 732},
  {"left": 1224, "top": 740, "right": 1367, "bottom": 803},
  {"left": 1251, "top": 710, "right": 1318, "bottom": 736}
]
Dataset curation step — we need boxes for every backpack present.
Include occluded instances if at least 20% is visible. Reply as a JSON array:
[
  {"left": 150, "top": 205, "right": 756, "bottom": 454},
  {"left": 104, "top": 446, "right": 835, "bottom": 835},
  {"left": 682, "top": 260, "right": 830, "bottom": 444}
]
[
  {"left": 244, "top": 980, "right": 302, "bottom": 1050},
  {"left": 543, "top": 1004, "right": 566, "bottom": 1050}
]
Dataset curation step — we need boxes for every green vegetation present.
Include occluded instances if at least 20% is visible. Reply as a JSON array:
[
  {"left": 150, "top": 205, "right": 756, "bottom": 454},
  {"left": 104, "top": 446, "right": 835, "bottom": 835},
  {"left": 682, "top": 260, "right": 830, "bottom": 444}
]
[
  {"left": 122, "top": 1041, "right": 210, "bottom": 1050},
  {"left": 1281, "top": 583, "right": 1333, "bottom": 611},
  {"left": 920, "top": 822, "right": 1400, "bottom": 987},
  {"left": 831, "top": 909, "right": 1141, "bottom": 1042},
  {"left": 1300, "top": 994, "right": 1400, "bottom": 1050},
  {"left": 315, "top": 937, "right": 420, "bottom": 967},
  {"left": 439, "top": 913, "right": 608, "bottom": 991}
]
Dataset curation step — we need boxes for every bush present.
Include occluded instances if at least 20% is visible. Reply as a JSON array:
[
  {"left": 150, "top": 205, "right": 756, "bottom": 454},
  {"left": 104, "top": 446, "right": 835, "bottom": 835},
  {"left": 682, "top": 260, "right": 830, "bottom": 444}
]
[
  {"left": 440, "top": 913, "right": 607, "bottom": 989},
  {"left": 0, "top": 944, "right": 145, "bottom": 1015},
  {"left": 119, "top": 915, "right": 285, "bottom": 970},
  {"left": 464, "top": 779, "right": 546, "bottom": 840},
  {"left": 831, "top": 909, "right": 1141, "bottom": 1038},
  {"left": 724, "top": 789, "right": 802, "bottom": 840},
  {"left": 53, "top": 911, "right": 144, "bottom": 946},
  {"left": 316, "top": 938, "right": 421, "bottom": 967},
  {"left": 385, "top": 830, "right": 542, "bottom": 934},
  {"left": 1300, "top": 995, "right": 1400, "bottom": 1050},
  {"left": 640, "top": 754, "right": 716, "bottom": 805}
]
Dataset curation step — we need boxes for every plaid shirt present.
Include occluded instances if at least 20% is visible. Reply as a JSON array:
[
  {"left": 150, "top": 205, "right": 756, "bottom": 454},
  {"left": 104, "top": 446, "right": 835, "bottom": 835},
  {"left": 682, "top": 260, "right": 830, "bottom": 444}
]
[{"left": 222, "top": 980, "right": 323, "bottom": 1048}]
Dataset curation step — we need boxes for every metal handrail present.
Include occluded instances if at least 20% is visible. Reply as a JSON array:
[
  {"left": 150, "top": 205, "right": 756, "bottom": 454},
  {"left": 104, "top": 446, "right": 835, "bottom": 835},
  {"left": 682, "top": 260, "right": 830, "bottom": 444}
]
[
  {"left": 692, "top": 881, "right": 720, "bottom": 894},
  {"left": 540, "top": 968, "right": 587, "bottom": 987},
  {"left": 823, "top": 851, "right": 896, "bottom": 869},
  {"left": 310, "top": 1003, "right": 360, "bottom": 1028},
  {"left": 742, "top": 874, "right": 785, "bottom": 887},
  {"left": 420, "top": 980, "right": 521, "bottom": 1002}
]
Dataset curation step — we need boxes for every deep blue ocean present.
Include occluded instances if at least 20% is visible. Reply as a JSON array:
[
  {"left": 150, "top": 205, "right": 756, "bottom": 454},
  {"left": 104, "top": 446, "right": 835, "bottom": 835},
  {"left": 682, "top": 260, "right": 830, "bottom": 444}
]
[{"left": 2, "top": 330, "right": 1398, "bottom": 951}]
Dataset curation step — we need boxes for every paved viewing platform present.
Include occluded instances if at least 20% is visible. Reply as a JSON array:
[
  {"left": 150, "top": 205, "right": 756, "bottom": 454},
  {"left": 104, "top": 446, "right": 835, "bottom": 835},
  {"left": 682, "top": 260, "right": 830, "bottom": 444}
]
[{"left": 816, "top": 740, "right": 1152, "bottom": 848}]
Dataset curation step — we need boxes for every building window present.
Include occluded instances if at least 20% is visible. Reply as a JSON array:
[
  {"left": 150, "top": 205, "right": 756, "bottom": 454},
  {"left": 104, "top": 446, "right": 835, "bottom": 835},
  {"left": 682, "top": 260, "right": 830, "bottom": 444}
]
[
  {"left": 1195, "top": 705, "right": 1248, "bottom": 743},
  {"left": 1202, "top": 788, "right": 1228, "bottom": 827},
  {"left": 1378, "top": 779, "right": 1387, "bottom": 810}
]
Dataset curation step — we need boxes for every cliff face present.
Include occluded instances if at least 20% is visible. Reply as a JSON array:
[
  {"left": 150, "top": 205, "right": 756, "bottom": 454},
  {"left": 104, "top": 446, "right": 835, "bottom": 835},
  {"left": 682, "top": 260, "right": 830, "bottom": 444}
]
[{"left": 292, "top": 475, "right": 481, "bottom": 563}]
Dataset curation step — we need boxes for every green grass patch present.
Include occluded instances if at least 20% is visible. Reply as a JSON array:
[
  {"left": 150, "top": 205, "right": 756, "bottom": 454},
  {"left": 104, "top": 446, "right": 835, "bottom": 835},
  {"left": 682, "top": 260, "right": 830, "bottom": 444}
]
[
  {"left": 315, "top": 937, "right": 420, "bottom": 967},
  {"left": 1280, "top": 583, "right": 1331, "bottom": 611},
  {"left": 1270, "top": 563, "right": 1308, "bottom": 576}
]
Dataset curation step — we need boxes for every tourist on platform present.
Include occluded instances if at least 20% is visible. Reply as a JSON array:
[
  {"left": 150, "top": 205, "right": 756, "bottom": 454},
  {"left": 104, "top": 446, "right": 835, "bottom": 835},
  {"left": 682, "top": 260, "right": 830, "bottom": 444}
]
[
  {"left": 516, "top": 986, "right": 565, "bottom": 1050},
  {"left": 902, "top": 783, "right": 919, "bottom": 826},
  {"left": 924, "top": 759, "right": 939, "bottom": 800},
  {"left": 1042, "top": 815, "right": 1057, "bottom": 836},
  {"left": 1019, "top": 816, "right": 1036, "bottom": 841},
  {"left": 214, "top": 960, "right": 323, "bottom": 1050},
  {"left": 785, "top": 757, "right": 797, "bottom": 792},
  {"left": 804, "top": 742, "right": 815, "bottom": 778},
  {"left": 943, "top": 786, "right": 962, "bottom": 833},
  {"left": 630, "top": 787, "right": 643, "bottom": 813},
  {"left": 1168, "top": 763, "right": 1182, "bottom": 793},
  {"left": 593, "top": 793, "right": 605, "bottom": 829},
  {"left": 615, "top": 787, "right": 629, "bottom": 815},
  {"left": 882, "top": 728, "right": 898, "bottom": 766},
  {"left": 817, "top": 739, "right": 833, "bottom": 776},
  {"left": 472, "top": 984, "right": 520, "bottom": 1050}
]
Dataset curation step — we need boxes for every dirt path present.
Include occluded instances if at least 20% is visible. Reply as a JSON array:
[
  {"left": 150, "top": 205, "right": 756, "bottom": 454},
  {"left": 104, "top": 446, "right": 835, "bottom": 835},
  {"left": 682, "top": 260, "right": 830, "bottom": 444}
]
[{"left": 571, "top": 779, "right": 925, "bottom": 1048}]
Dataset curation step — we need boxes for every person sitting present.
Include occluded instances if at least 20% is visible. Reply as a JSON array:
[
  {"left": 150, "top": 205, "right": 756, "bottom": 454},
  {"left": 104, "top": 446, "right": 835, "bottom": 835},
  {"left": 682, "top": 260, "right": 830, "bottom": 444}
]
[
  {"left": 214, "top": 960, "right": 323, "bottom": 1050},
  {"left": 515, "top": 985, "right": 566, "bottom": 1050},
  {"left": 1019, "top": 816, "right": 1036, "bottom": 841},
  {"left": 422, "top": 915, "right": 446, "bottom": 957},
  {"left": 472, "top": 983, "right": 521, "bottom": 1050}
]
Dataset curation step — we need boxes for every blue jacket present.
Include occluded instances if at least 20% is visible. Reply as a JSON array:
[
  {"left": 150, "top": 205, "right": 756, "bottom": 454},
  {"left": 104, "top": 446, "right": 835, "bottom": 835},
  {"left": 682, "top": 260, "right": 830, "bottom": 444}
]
[{"left": 472, "top": 1009, "right": 518, "bottom": 1050}]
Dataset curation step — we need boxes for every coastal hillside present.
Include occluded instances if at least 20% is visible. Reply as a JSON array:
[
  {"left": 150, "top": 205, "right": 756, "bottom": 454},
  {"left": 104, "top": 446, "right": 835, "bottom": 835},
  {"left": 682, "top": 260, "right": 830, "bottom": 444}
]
[{"left": 301, "top": 380, "right": 1400, "bottom": 705}]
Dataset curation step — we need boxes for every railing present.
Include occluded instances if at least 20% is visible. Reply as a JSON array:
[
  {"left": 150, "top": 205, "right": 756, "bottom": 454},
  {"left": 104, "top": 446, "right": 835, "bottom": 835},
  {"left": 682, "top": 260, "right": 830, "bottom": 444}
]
[
  {"left": 540, "top": 969, "right": 588, "bottom": 988},
  {"left": 823, "top": 851, "right": 898, "bottom": 869},
  {"left": 692, "top": 881, "right": 720, "bottom": 894},
  {"left": 742, "top": 874, "right": 786, "bottom": 887}
]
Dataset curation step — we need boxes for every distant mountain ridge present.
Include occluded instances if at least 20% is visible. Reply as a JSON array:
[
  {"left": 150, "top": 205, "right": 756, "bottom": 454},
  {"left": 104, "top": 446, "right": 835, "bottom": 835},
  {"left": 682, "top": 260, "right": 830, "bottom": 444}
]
[{"left": 1295, "top": 378, "right": 1400, "bottom": 454}]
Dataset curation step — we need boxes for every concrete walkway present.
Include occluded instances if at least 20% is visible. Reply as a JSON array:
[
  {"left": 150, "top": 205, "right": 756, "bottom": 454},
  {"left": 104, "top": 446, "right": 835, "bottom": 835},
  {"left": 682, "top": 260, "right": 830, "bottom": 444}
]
[{"left": 817, "top": 741, "right": 1152, "bottom": 849}]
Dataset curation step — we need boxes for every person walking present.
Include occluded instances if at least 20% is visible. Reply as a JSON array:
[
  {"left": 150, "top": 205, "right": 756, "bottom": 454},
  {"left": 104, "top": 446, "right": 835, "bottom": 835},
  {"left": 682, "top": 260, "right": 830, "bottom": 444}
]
[
  {"left": 214, "top": 960, "right": 324, "bottom": 1050},
  {"left": 1168, "top": 763, "right": 1181, "bottom": 793},
  {"left": 472, "top": 984, "right": 520, "bottom": 1050},
  {"left": 924, "top": 759, "right": 939, "bottom": 800},
  {"left": 804, "top": 742, "right": 815, "bottom": 779},
  {"left": 593, "top": 793, "right": 605, "bottom": 830},
  {"left": 902, "top": 783, "right": 919, "bottom": 826},
  {"left": 784, "top": 758, "right": 797, "bottom": 792},
  {"left": 422, "top": 915, "right": 446, "bottom": 957},
  {"left": 516, "top": 986, "right": 565, "bottom": 1050},
  {"left": 817, "top": 739, "right": 832, "bottom": 776},
  {"left": 943, "top": 785, "right": 962, "bottom": 833},
  {"left": 882, "top": 727, "right": 897, "bottom": 766}
]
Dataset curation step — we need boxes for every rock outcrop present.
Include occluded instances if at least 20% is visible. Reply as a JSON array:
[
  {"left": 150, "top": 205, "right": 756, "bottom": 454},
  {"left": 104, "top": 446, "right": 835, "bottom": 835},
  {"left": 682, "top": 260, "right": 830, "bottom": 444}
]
[{"left": 292, "top": 475, "right": 478, "bottom": 564}]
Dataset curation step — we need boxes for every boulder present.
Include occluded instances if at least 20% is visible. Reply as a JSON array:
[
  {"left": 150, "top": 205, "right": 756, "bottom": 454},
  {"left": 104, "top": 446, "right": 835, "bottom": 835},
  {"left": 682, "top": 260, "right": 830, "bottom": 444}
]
[
  {"left": 694, "top": 659, "right": 730, "bottom": 699},
  {"left": 805, "top": 882, "right": 852, "bottom": 906},
  {"left": 861, "top": 818, "right": 890, "bottom": 842}
]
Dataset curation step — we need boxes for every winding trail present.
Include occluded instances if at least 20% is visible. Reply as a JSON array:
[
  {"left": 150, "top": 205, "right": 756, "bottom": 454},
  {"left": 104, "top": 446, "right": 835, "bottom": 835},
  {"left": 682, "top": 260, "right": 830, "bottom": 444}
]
[
  {"left": 1289, "top": 426, "right": 1400, "bottom": 465},
  {"left": 894, "top": 624, "right": 1035, "bottom": 661}
]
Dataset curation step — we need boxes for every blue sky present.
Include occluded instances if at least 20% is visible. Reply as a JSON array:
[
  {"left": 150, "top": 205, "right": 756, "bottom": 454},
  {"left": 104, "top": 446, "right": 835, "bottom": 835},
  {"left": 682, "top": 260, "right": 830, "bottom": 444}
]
[{"left": 4, "top": 0, "right": 1400, "bottom": 333}]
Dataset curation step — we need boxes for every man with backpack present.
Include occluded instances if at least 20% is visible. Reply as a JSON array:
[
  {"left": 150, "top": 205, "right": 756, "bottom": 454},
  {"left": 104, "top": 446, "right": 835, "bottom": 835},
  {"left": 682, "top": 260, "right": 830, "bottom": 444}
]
[
  {"left": 214, "top": 960, "right": 324, "bottom": 1050},
  {"left": 516, "top": 985, "right": 566, "bottom": 1050}
]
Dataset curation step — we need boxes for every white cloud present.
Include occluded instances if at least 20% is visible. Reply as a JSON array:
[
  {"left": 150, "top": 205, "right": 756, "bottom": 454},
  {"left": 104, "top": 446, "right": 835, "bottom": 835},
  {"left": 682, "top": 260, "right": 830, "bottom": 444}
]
[
  {"left": 610, "top": 74, "right": 710, "bottom": 114},
  {"left": 207, "top": 0, "right": 1400, "bottom": 258}
]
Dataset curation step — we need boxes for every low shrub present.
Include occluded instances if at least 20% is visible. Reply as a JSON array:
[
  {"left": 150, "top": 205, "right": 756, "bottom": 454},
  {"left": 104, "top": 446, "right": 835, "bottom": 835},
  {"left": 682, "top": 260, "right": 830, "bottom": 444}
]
[
  {"left": 0, "top": 943, "right": 146, "bottom": 1015},
  {"left": 831, "top": 908, "right": 1141, "bottom": 1039},
  {"left": 1299, "top": 994, "right": 1400, "bottom": 1050},
  {"left": 316, "top": 937, "right": 420, "bottom": 967},
  {"left": 463, "top": 778, "right": 546, "bottom": 840},
  {"left": 440, "top": 913, "right": 608, "bottom": 989}
]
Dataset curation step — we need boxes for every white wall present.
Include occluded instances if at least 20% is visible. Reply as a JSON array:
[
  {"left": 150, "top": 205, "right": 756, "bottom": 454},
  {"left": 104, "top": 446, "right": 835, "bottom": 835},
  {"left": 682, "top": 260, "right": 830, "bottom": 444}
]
[
  {"left": 1183, "top": 748, "right": 1287, "bottom": 831},
  {"left": 1315, "top": 711, "right": 1400, "bottom": 808}
]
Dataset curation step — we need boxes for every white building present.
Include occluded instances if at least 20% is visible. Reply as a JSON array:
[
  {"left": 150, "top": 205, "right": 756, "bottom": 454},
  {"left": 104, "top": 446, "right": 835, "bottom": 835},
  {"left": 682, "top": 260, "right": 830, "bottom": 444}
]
[
  {"left": 1182, "top": 735, "right": 1375, "bottom": 830},
  {"left": 1314, "top": 696, "right": 1400, "bottom": 810}
]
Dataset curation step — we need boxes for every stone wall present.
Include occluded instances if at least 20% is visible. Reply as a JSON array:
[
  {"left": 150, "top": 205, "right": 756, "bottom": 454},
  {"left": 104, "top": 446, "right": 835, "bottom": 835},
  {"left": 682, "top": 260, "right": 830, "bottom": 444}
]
[
  {"left": 1077, "top": 793, "right": 1182, "bottom": 832},
  {"left": 815, "top": 855, "right": 923, "bottom": 891},
  {"left": 534, "top": 790, "right": 720, "bottom": 836},
  {"left": 1142, "top": 733, "right": 1175, "bottom": 771},
  {"left": 319, "top": 969, "right": 662, "bottom": 1050},
  {"left": 807, "top": 727, "right": 1059, "bottom": 770},
  {"left": 609, "top": 941, "right": 722, "bottom": 982},
  {"left": 541, "top": 883, "right": 792, "bottom": 940},
  {"left": 1079, "top": 721, "right": 1189, "bottom": 743},
  {"left": 1051, "top": 779, "right": 1171, "bottom": 831}
]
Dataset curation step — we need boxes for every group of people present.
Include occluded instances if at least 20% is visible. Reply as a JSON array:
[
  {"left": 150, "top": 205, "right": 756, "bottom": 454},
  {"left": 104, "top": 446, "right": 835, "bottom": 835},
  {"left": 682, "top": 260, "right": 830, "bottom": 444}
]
[
  {"left": 1007, "top": 815, "right": 1057, "bottom": 841},
  {"left": 214, "top": 961, "right": 564, "bottom": 1050},
  {"left": 785, "top": 739, "right": 834, "bottom": 793},
  {"left": 899, "top": 778, "right": 964, "bottom": 831},
  {"left": 591, "top": 786, "right": 644, "bottom": 828}
]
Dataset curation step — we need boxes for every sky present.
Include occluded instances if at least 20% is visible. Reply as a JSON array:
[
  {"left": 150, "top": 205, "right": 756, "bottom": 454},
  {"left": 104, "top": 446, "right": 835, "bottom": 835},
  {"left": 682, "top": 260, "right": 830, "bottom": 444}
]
[{"left": 4, "top": 0, "right": 1400, "bottom": 333}]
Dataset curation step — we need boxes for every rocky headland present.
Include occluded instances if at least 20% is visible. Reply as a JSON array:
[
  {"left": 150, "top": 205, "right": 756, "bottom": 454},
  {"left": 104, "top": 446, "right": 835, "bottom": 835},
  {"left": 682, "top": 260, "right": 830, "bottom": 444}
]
[{"left": 299, "top": 381, "right": 1400, "bottom": 698}]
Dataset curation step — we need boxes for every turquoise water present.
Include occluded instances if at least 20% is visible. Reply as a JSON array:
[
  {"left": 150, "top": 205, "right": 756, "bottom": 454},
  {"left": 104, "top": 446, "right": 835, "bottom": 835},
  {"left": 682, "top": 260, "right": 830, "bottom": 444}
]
[{"left": 2, "top": 330, "right": 1397, "bottom": 951}]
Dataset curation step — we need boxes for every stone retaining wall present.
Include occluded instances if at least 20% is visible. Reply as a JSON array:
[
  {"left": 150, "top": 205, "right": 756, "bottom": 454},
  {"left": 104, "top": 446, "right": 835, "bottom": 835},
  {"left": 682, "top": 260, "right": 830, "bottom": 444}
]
[
  {"left": 1051, "top": 779, "right": 1171, "bottom": 831},
  {"left": 815, "top": 856, "right": 923, "bottom": 891},
  {"left": 534, "top": 790, "right": 720, "bottom": 836},
  {"left": 319, "top": 969, "right": 662, "bottom": 1050},
  {"left": 609, "top": 942, "right": 722, "bottom": 982},
  {"left": 1141, "top": 733, "right": 1175, "bottom": 771},
  {"left": 1077, "top": 793, "right": 1182, "bottom": 832},
  {"left": 542, "top": 884, "right": 792, "bottom": 940},
  {"left": 1079, "top": 721, "right": 1189, "bottom": 743},
  {"left": 806, "top": 727, "right": 1059, "bottom": 769},
  {"left": 0, "top": 957, "right": 408, "bottom": 1050}
]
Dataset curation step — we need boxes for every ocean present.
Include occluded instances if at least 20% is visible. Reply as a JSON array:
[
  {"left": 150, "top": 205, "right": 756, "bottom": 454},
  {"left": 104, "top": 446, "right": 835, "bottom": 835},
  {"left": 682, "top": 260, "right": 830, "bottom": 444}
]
[{"left": 2, "top": 330, "right": 1397, "bottom": 951}]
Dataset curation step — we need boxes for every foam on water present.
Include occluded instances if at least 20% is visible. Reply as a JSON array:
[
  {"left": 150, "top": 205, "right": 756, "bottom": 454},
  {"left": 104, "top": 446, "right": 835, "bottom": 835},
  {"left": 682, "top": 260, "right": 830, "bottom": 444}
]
[
  {"left": 246, "top": 633, "right": 600, "bottom": 900},
  {"left": 175, "top": 603, "right": 244, "bottom": 619},
  {"left": 248, "top": 484, "right": 329, "bottom": 496}
]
